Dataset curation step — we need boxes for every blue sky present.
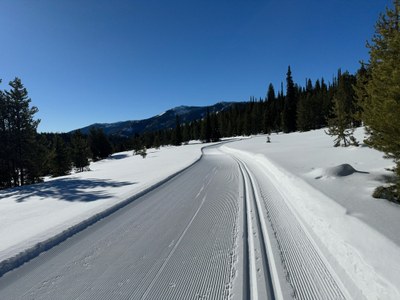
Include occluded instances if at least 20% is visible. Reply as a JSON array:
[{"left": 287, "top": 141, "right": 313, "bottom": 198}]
[{"left": 0, "top": 0, "right": 391, "bottom": 132}]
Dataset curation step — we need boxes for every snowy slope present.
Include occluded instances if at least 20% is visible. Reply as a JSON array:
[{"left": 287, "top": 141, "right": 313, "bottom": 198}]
[
  {"left": 0, "top": 144, "right": 206, "bottom": 268},
  {"left": 223, "top": 127, "right": 400, "bottom": 300}
]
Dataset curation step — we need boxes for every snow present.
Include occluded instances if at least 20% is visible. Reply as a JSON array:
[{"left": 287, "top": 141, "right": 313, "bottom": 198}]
[
  {"left": 0, "top": 144, "right": 205, "bottom": 267},
  {"left": 0, "top": 146, "right": 240, "bottom": 299},
  {"left": 223, "top": 127, "right": 400, "bottom": 300},
  {"left": 1, "top": 127, "right": 400, "bottom": 299}
]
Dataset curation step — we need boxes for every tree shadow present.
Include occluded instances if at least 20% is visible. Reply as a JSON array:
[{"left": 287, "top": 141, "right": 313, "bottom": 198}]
[{"left": 0, "top": 178, "right": 136, "bottom": 203}]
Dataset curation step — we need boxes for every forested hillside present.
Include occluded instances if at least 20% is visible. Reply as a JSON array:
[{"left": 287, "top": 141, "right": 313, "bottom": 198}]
[{"left": 0, "top": 67, "right": 370, "bottom": 188}]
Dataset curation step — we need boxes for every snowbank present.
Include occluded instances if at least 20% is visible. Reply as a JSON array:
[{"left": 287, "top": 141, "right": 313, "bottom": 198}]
[{"left": 223, "top": 128, "right": 400, "bottom": 300}]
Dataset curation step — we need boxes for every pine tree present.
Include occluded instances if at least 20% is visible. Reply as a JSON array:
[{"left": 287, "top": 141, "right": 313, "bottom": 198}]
[
  {"left": 326, "top": 71, "right": 358, "bottom": 147},
  {"left": 132, "top": 134, "right": 144, "bottom": 155},
  {"left": 361, "top": 0, "right": 400, "bottom": 198},
  {"left": 282, "top": 66, "right": 298, "bottom": 133},
  {"left": 210, "top": 113, "right": 221, "bottom": 142},
  {"left": 297, "top": 79, "right": 316, "bottom": 131},
  {"left": 71, "top": 130, "right": 90, "bottom": 172},
  {"left": 89, "top": 128, "right": 112, "bottom": 160},
  {"left": 353, "top": 63, "right": 370, "bottom": 126},
  {"left": 182, "top": 123, "right": 191, "bottom": 143},
  {"left": 201, "top": 108, "right": 212, "bottom": 142},
  {"left": 4, "top": 78, "right": 41, "bottom": 186},
  {"left": 0, "top": 82, "right": 12, "bottom": 188},
  {"left": 263, "top": 83, "right": 276, "bottom": 134},
  {"left": 297, "top": 92, "right": 314, "bottom": 131},
  {"left": 172, "top": 115, "right": 182, "bottom": 146},
  {"left": 51, "top": 135, "right": 71, "bottom": 177}
]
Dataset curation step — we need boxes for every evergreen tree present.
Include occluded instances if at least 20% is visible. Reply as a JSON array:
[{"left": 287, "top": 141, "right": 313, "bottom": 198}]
[
  {"left": 172, "top": 115, "right": 182, "bottom": 146},
  {"left": 297, "top": 92, "right": 315, "bottom": 131},
  {"left": 266, "top": 83, "right": 275, "bottom": 103},
  {"left": 51, "top": 135, "right": 71, "bottom": 177},
  {"left": 4, "top": 78, "right": 41, "bottom": 186},
  {"left": 153, "top": 133, "right": 161, "bottom": 149},
  {"left": 263, "top": 83, "right": 276, "bottom": 134},
  {"left": 71, "top": 130, "right": 90, "bottom": 172},
  {"left": 201, "top": 108, "right": 212, "bottom": 142},
  {"left": 243, "top": 101, "right": 253, "bottom": 136},
  {"left": 182, "top": 123, "right": 191, "bottom": 143},
  {"left": 297, "top": 79, "right": 320, "bottom": 131},
  {"left": 132, "top": 133, "right": 144, "bottom": 155},
  {"left": 361, "top": 0, "right": 400, "bottom": 197},
  {"left": 89, "top": 128, "right": 113, "bottom": 160},
  {"left": 143, "top": 132, "right": 154, "bottom": 149},
  {"left": 210, "top": 113, "right": 221, "bottom": 142},
  {"left": 191, "top": 120, "right": 201, "bottom": 140},
  {"left": 282, "top": 66, "right": 298, "bottom": 133},
  {"left": 0, "top": 82, "right": 12, "bottom": 188},
  {"left": 25, "top": 134, "right": 49, "bottom": 184},
  {"left": 326, "top": 71, "right": 358, "bottom": 147},
  {"left": 320, "top": 78, "right": 332, "bottom": 127},
  {"left": 353, "top": 63, "right": 370, "bottom": 126}
]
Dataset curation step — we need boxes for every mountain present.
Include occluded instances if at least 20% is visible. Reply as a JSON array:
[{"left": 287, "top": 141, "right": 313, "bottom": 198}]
[{"left": 76, "top": 102, "right": 240, "bottom": 137}]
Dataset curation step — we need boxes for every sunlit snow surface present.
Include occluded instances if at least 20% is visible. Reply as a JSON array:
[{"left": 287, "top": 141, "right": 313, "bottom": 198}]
[
  {"left": 0, "top": 144, "right": 205, "bottom": 262},
  {"left": 223, "top": 127, "right": 400, "bottom": 299},
  {"left": 1, "top": 128, "right": 400, "bottom": 299}
]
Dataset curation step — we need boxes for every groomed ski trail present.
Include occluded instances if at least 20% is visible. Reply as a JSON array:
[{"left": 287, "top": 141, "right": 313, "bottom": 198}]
[
  {"left": 0, "top": 147, "right": 239, "bottom": 300},
  {"left": 235, "top": 157, "right": 282, "bottom": 300},
  {"left": 225, "top": 148, "right": 350, "bottom": 300}
]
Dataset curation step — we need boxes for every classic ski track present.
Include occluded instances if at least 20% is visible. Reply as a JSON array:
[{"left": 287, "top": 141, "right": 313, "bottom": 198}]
[
  {"left": 140, "top": 157, "right": 240, "bottom": 300},
  {"left": 0, "top": 148, "right": 240, "bottom": 300},
  {"left": 229, "top": 151, "right": 348, "bottom": 300},
  {"left": 139, "top": 172, "right": 214, "bottom": 300},
  {"left": 235, "top": 157, "right": 277, "bottom": 300},
  {"left": 258, "top": 179, "right": 347, "bottom": 300}
]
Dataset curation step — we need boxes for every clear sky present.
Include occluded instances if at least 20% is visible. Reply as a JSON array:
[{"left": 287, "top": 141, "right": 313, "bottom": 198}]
[{"left": 0, "top": 0, "right": 392, "bottom": 133}]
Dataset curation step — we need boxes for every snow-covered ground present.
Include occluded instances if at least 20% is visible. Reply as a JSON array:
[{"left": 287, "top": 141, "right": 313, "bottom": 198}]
[
  {"left": 0, "top": 144, "right": 206, "bottom": 266},
  {"left": 1, "top": 128, "right": 400, "bottom": 299},
  {"left": 223, "top": 127, "right": 400, "bottom": 299}
]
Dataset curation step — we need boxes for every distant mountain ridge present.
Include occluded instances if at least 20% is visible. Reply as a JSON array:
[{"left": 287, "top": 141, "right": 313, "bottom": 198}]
[{"left": 75, "top": 102, "right": 239, "bottom": 137}]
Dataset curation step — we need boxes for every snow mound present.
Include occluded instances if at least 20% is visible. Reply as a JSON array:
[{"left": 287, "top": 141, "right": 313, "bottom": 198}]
[{"left": 309, "top": 164, "right": 359, "bottom": 179}]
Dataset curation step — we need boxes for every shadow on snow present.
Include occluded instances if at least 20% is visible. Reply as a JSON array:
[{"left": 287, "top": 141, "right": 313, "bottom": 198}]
[{"left": 0, "top": 178, "right": 136, "bottom": 203}]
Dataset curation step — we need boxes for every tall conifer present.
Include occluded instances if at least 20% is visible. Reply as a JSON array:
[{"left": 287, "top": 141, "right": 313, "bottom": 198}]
[
  {"left": 5, "top": 78, "right": 41, "bottom": 186},
  {"left": 172, "top": 115, "right": 182, "bottom": 146},
  {"left": 71, "top": 130, "right": 90, "bottom": 172},
  {"left": 282, "top": 66, "right": 298, "bottom": 133},
  {"left": 326, "top": 71, "right": 358, "bottom": 147},
  {"left": 361, "top": 0, "right": 400, "bottom": 197}
]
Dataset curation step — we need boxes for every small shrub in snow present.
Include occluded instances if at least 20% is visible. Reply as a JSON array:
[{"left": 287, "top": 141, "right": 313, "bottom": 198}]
[
  {"left": 139, "top": 148, "right": 147, "bottom": 159},
  {"left": 373, "top": 185, "right": 399, "bottom": 204}
]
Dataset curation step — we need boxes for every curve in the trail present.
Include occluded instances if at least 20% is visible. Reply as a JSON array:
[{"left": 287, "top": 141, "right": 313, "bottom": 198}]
[{"left": 0, "top": 147, "right": 240, "bottom": 300}]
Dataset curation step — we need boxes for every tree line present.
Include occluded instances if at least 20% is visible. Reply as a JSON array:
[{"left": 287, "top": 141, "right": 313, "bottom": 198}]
[
  {"left": 1, "top": 0, "right": 399, "bottom": 201},
  {"left": 0, "top": 66, "right": 388, "bottom": 190}
]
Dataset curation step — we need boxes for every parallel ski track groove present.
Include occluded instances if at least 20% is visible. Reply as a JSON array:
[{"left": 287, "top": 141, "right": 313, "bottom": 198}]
[
  {"left": 235, "top": 158, "right": 276, "bottom": 300},
  {"left": 228, "top": 151, "right": 349, "bottom": 300},
  {"left": 241, "top": 157, "right": 348, "bottom": 300}
]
